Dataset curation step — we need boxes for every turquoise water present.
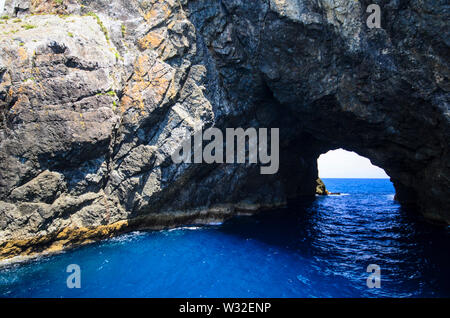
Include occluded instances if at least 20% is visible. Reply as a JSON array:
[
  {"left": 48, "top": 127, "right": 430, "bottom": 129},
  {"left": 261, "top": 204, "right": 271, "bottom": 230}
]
[{"left": 0, "top": 179, "right": 449, "bottom": 298}]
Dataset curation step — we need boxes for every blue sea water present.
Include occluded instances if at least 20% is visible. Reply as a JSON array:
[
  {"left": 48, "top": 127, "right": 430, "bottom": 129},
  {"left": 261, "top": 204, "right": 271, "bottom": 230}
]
[{"left": 0, "top": 178, "right": 449, "bottom": 298}]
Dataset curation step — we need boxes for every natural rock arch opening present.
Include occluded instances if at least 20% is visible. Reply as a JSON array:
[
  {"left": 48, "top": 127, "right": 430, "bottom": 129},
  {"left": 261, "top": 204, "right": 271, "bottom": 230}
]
[
  {"left": 317, "top": 148, "right": 389, "bottom": 180},
  {"left": 315, "top": 148, "right": 391, "bottom": 195}
]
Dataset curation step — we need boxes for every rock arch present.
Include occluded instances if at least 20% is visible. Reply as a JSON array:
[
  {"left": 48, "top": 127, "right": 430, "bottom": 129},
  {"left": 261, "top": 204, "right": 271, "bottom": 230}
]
[
  {"left": 185, "top": 0, "right": 449, "bottom": 223},
  {"left": 0, "top": 0, "right": 448, "bottom": 259}
]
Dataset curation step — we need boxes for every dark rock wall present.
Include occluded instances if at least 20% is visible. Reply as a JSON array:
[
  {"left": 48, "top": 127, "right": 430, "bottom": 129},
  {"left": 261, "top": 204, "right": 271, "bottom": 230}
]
[{"left": 188, "top": 0, "right": 449, "bottom": 222}]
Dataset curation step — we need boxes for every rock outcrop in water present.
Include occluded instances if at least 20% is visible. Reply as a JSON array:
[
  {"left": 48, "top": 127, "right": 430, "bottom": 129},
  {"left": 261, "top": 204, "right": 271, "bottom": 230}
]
[
  {"left": 316, "top": 178, "right": 329, "bottom": 195},
  {"left": 0, "top": 0, "right": 448, "bottom": 260}
]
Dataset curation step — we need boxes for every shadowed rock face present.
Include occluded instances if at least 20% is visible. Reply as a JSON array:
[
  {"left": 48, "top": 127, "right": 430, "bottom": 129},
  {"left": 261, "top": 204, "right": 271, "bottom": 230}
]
[{"left": 0, "top": 0, "right": 448, "bottom": 259}]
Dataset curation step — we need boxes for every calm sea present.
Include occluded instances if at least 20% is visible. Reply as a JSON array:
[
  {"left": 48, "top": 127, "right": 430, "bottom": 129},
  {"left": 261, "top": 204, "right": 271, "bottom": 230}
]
[{"left": 1, "top": 178, "right": 449, "bottom": 297}]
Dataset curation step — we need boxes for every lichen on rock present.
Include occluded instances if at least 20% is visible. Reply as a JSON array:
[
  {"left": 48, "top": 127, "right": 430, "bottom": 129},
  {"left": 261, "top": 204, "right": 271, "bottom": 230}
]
[{"left": 316, "top": 178, "right": 329, "bottom": 196}]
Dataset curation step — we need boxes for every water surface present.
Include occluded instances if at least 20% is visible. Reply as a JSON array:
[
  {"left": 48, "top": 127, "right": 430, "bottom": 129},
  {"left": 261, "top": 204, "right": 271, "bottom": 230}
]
[{"left": 1, "top": 179, "right": 449, "bottom": 297}]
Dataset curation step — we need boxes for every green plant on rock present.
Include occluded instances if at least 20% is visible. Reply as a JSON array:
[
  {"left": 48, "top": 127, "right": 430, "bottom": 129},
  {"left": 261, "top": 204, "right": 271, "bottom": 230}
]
[
  {"left": 84, "top": 12, "right": 109, "bottom": 43},
  {"left": 108, "top": 47, "right": 123, "bottom": 62},
  {"left": 22, "top": 24, "right": 36, "bottom": 30},
  {"left": 97, "top": 90, "right": 117, "bottom": 97},
  {"left": 114, "top": 51, "right": 122, "bottom": 61}
]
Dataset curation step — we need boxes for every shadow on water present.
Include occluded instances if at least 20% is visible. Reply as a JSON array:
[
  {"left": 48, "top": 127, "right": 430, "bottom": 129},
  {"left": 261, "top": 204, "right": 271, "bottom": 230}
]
[
  {"left": 218, "top": 198, "right": 318, "bottom": 255},
  {"left": 217, "top": 195, "right": 450, "bottom": 297}
]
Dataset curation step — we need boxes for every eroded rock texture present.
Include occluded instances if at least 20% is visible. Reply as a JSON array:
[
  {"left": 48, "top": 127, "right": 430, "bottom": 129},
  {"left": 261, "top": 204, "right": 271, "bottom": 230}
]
[{"left": 0, "top": 0, "right": 448, "bottom": 259}]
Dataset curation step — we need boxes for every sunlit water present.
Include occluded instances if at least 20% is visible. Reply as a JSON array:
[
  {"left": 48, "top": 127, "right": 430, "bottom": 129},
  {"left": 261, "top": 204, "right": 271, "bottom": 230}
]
[{"left": 1, "top": 179, "right": 449, "bottom": 298}]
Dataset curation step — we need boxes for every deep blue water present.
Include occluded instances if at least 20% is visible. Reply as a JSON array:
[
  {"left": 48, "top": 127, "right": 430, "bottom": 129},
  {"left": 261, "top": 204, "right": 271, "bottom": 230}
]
[{"left": 1, "top": 178, "right": 449, "bottom": 298}]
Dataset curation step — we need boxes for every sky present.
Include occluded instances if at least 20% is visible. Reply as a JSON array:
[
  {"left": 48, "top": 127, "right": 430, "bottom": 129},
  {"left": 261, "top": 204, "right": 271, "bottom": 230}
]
[{"left": 318, "top": 148, "right": 389, "bottom": 179}]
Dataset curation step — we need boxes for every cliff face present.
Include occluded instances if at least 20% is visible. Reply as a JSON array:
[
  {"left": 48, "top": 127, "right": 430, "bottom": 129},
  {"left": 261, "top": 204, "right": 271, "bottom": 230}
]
[{"left": 0, "top": 0, "right": 448, "bottom": 260}]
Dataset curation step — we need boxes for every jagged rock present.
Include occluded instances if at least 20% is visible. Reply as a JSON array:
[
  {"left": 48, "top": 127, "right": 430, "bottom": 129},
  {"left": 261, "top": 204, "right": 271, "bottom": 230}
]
[
  {"left": 9, "top": 170, "right": 65, "bottom": 203},
  {"left": 0, "top": 0, "right": 448, "bottom": 259},
  {"left": 316, "top": 178, "right": 329, "bottom": 196}
]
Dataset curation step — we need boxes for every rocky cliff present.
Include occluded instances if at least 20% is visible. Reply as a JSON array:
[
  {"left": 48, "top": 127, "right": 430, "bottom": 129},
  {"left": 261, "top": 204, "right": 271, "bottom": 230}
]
[{"left": 0, "top": 0, "right": 448, "bottom": 260}]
